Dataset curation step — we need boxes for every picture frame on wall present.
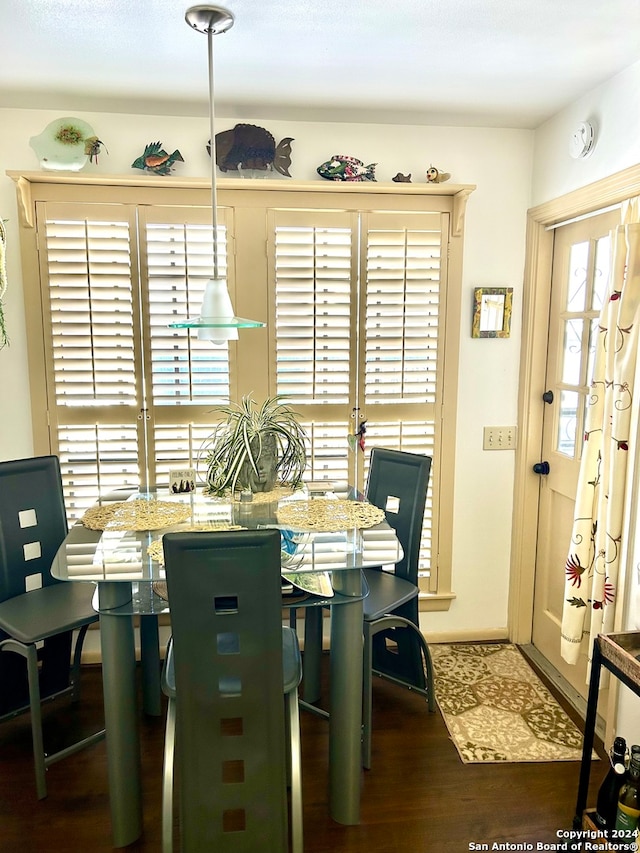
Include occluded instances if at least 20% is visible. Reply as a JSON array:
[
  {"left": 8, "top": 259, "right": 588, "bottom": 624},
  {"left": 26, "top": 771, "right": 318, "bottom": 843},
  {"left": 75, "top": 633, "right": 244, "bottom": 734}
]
[{"left": 472, "top": 287, "right": 513, "bottom": 338}]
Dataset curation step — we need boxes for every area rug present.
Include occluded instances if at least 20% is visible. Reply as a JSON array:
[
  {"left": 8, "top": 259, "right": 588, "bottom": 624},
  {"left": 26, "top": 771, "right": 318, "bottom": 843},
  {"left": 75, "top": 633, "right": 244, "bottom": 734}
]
[{"left": 431, "top": 642, "right": 596, "bottom": 763}]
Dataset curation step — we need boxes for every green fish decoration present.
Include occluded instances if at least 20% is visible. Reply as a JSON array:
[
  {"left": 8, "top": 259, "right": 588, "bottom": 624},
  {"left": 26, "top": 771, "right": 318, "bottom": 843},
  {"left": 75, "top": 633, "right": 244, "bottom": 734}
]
[
  {"left": 317, "top": 154, "right": 376, "bottom": 182},
  {"left": 131, "top": 141, "right": 184, "bottom": 176}
]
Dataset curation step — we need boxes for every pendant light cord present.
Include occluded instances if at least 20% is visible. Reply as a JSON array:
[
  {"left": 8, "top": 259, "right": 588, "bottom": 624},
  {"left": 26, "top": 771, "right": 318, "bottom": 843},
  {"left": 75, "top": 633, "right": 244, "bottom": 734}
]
[{"left": 207, "top": 27, "right": 220, "bottom": 280}]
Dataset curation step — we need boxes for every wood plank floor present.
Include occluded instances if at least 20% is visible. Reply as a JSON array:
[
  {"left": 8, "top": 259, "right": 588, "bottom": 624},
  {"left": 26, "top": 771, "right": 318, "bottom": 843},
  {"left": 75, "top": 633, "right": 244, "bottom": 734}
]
[{"left": 0, "top": 651, "right": 606, "bottom": 852}]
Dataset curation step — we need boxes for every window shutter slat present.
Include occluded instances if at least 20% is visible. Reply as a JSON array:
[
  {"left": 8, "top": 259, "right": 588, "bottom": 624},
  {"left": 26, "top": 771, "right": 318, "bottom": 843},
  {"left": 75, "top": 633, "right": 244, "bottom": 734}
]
[
  {"left": 45, "top": 217, "right": 137, "bottom": 408},
  {"left": 145, "top": 221, "right": 231, "bottom": 405}
]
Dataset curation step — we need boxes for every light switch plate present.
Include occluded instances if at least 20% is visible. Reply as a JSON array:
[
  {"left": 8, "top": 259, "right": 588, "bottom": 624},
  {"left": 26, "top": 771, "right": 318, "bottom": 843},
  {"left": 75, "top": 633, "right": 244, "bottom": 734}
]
[{"left": 483, "top": 426, "right": 517, "bottom": 450}]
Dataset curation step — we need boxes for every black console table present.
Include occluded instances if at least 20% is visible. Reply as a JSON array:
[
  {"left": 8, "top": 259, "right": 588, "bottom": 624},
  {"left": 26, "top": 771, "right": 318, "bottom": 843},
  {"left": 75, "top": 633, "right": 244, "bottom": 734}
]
[{"left": 575, "top": 631, "right": 640, "bottom": 827}]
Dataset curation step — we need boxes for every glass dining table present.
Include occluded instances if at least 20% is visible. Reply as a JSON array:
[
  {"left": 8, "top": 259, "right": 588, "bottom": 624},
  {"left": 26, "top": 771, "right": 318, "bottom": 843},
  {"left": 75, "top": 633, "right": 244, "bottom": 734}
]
[{"left": 51, "top": 482, "right": 402, "bottom": 848}]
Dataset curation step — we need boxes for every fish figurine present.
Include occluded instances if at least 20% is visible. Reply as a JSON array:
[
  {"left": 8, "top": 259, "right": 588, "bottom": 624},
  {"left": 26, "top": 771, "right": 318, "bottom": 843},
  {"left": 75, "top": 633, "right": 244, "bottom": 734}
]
[
  {"left": 426, "top": 165, "right": 451, "bottom": 183},
  {"left": 131, "top": 141, "right": 184, "bottom": 176},
  {"left": 212, "top": 124, "right": 294, "bottom": 176},
  {"left": 317, "top": 155, "right": 377, "bottom": 182},
  {"left": 392, "top": 172, "right": 412, "bottom": 182}
]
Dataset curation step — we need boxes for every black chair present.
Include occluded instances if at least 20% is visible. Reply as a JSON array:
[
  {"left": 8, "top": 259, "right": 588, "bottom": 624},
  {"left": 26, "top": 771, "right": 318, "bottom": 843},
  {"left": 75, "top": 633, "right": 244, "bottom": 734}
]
[
  {"left": 161, "top": 528, "right": 303, "bottom": 853},
  {"left": 0, "top": 455, "right": 104, "bottom": 798},
  {"left": 361, "top": 447, "right": 436, "bottom": 768}
]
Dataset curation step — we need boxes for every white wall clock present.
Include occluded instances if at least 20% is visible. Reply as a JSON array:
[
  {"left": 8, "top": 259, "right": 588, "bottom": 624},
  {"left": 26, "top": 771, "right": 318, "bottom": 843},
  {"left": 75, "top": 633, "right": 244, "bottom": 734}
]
[{"left": 569, "top": 121, "right": 595, "bottom": 159}]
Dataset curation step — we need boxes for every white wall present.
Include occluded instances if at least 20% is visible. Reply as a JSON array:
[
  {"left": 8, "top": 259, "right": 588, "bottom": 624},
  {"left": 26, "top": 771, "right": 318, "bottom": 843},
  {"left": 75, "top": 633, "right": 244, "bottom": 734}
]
[
  {"left": 532, "top": 58, "right": 640, "bottom": 206},
  {"left": 0, "top": 106, "right": 532, "bottom": 636}
]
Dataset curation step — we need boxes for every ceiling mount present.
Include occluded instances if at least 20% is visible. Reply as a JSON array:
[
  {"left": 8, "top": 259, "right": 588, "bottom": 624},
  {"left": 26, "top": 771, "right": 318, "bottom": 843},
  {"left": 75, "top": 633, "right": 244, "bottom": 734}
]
[
  {"left": 185, "top": 5, "right": 234, "bottom": 36},
  {"left": 171, "top": 5, "right": 265, "bottom": 343}
]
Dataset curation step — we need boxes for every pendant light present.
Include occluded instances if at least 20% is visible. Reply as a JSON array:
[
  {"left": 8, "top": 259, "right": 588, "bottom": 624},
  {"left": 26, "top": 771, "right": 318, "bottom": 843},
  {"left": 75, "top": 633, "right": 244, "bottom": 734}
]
[{"left": 170, "top": 5, "right": 265, "bottom": 344}]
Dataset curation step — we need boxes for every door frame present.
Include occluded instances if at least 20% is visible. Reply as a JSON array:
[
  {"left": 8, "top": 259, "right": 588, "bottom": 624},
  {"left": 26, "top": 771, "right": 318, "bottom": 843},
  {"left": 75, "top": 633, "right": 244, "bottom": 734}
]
[{"left": 509, "top": 162, "right": 640, "bottom": 647}]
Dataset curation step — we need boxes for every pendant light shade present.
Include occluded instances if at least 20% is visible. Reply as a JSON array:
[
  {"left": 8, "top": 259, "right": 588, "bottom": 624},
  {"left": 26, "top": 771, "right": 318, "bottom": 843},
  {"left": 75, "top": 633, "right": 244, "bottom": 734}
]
[
  {"left": 169, "top": 5, "right": 265, "bottom": 345},
  {"left": 197, "top": 278, "right": 238, "bottom": 343}
]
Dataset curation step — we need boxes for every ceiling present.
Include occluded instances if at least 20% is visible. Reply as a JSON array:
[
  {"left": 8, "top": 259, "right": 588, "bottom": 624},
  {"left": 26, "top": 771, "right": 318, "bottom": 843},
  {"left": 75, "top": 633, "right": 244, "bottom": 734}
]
[{"left": 2, "top": 0, "right": 640, "bottom": 129}]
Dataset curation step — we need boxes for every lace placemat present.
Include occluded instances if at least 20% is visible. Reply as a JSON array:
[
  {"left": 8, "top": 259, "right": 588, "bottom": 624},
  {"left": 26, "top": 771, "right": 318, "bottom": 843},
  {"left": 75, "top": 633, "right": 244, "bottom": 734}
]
[
  {"left": 81, "top": 499, "right": 191, "bottom": 531},
  {"left": 147, "top": 523, "right": 244, "bottom": 564},
  {"left": 153, "top": 581, "right": 169, "bottom": 600},
  {"left": 276, "top": 498, "right": 385, "bottom": 531}
]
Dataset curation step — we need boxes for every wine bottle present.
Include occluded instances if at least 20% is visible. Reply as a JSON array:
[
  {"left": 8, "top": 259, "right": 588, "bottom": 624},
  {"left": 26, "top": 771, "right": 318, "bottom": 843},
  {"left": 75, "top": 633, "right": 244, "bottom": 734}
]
[
  {"left": 615, "top": 744, "right": 640, "bottom": 833},
  {"left": 594, "top": 736, "right": 627, "bottom": 832}
]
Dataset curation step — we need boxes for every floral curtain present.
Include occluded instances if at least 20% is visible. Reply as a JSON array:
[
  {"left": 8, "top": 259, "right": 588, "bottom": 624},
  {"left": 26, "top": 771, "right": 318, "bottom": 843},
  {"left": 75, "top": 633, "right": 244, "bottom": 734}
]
[{"left": 561, "top": 200, "right": 640, "bottom": 665}]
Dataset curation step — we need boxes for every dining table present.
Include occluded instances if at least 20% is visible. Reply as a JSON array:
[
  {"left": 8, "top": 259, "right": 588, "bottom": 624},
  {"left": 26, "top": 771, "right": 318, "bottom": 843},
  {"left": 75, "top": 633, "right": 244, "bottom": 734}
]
[{"left": 51, "top": 482, "right": 402, "bottom": 848}]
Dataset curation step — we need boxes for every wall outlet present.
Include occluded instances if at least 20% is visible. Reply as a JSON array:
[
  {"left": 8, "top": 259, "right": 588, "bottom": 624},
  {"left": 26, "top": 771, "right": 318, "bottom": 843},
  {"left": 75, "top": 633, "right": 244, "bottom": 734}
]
[{"left": 483, "top": 426, "right": 517, "bottom": 450}]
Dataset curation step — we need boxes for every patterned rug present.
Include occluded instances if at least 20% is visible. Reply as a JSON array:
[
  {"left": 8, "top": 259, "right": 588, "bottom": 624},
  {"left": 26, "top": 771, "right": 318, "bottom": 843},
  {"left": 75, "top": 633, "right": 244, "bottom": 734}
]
[{"left": 431, "top": 642, "right": 595, "bottom": 763}]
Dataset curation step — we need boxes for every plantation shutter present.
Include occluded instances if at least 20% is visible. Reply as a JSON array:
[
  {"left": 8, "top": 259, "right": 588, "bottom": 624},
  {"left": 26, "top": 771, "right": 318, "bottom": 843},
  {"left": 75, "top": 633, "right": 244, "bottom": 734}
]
[
  {"left": 23, "top": 177, "right": 466, "bottom": 604},
  {"left": 270, "top": 207, "right": 447, "bottom": 591},
  {"left": 138, "top": 205, "right": 236, "bottom": 485},
  {"left": 36, "top": 201, "right": 143, "bottom": 517},
  {"left": 36, "top": 200, "right": 237, "bottom": 514},
  {"left": 359, "top": 211, "right": 447, "bottom": 590},
  {"left": 269, "top": 209, "right": 358, "bottom": 484}
]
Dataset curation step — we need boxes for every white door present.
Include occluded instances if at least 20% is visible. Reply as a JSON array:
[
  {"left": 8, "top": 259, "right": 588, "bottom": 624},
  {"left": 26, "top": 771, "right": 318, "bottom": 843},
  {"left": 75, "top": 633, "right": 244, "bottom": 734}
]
[{"left": 532, "top": 208, "right": 620, "bottom": 699}]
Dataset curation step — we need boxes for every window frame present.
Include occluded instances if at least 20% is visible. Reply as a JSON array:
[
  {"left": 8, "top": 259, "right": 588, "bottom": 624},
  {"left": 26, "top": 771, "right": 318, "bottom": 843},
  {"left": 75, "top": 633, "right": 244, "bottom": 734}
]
[{"left": 11, "top": 172, "right": 475, "bottom": 610}]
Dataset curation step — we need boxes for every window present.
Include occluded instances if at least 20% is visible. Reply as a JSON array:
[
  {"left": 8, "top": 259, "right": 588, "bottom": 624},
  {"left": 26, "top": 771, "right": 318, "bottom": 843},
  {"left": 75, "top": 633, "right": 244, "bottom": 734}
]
[{"left": 16, "top": 175, "right": 472, "bottom": 606}]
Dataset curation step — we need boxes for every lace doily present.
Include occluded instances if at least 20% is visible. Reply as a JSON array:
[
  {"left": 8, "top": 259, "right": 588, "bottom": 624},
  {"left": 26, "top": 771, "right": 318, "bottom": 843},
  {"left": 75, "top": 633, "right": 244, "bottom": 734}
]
[
  {"left": 276, "top": 498, "right": 384, "bottom": 532},
  {"left": 81, "top": 499, "right": 191, "bottom": 531}
]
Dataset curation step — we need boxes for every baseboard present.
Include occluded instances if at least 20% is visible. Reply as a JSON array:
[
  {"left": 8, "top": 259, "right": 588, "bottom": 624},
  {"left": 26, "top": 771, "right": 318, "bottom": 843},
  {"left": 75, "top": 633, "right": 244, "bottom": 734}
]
[
  {"left": 520, "top": 643, "right": 606, "bottom": 740},
  {"left": 422, "top": 627, "right": 508, "bottom": 644}
]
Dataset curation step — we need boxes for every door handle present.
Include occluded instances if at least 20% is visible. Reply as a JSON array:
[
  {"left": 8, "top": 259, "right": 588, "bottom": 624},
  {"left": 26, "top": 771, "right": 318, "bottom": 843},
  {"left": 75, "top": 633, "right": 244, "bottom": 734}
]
[
  {"left": 533, "top": 461, "right": 550, "bottom": 475},
  {"left": 542, "top": 390, "right": 554, "bottom": 404}
]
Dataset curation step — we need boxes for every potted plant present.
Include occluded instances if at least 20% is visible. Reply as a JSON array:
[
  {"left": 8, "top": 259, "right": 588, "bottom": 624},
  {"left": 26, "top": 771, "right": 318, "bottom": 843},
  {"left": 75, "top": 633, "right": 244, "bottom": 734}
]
[{"left": 203, "top": 394, "right": 308, "bottom": 496}]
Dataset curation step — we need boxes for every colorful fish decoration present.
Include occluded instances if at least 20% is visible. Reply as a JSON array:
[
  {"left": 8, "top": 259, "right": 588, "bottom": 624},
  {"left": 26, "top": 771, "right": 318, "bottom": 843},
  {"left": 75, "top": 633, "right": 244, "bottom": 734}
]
[
  {"left": 131, "top": 141, "right": 184, "bottom": 176},
  {"left": 211, "top": 124, "right": 294, "bottom": 176},
  {"left": 317, "top": 155, "right": 377, "bottom": 182}
]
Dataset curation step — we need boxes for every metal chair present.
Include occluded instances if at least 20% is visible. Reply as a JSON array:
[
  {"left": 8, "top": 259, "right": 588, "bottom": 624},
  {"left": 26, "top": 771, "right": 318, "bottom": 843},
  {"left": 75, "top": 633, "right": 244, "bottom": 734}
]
[
  {"left": 0, "top": 455, "right": 104, "bottom": 798},
  {"left": 299, "top": 448, "right": 435, "bottom": 768},
  {"left": 161, "top": 528, "right": 303, "bottom": 853},
  {"left": 361, "top": 447, "right": 436, "bottom": 768}
]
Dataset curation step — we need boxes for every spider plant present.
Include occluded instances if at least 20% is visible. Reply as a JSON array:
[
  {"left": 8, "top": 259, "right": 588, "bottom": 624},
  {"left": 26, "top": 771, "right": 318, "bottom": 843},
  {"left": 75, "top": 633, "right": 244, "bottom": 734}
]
[{"left": 202, "top": 394, "right": 308, "bottom": 496}]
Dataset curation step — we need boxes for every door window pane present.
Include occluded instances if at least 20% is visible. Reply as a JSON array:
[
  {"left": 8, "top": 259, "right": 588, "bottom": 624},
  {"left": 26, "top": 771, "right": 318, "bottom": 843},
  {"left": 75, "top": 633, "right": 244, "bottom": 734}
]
[
  {"left": 561, "top": 319, "right": 584, "bottom": 385},
  {"left": 567, "top": 241, "right": 589, "bottom": 312},
  {"left": 557, "top": 389, "right": 579, "bottom": 457},
  {"left": 592, "top": 235, "right": 612, "bottom": 311}
]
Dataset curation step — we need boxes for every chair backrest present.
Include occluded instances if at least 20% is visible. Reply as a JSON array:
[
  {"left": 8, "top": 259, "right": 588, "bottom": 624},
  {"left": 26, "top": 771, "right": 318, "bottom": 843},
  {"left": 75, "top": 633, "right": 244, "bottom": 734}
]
[
  {"left": 163, "top": 528, "right": 288, "bottom": 852},
  {"left": 365, "top": 447, "right": 432, "bottom": 585},
  {"left": 0, "top": 456, "right": 68, "bottom": 603},
  {"left": 0, "top": 455, "right": 71, "bottom": 715}
]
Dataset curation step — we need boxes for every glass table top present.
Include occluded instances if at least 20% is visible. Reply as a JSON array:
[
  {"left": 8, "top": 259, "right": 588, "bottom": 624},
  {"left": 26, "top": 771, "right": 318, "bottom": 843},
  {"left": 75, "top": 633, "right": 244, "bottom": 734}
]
[{"left": 51, "top": 484, "right": 402, "bottom": 586}]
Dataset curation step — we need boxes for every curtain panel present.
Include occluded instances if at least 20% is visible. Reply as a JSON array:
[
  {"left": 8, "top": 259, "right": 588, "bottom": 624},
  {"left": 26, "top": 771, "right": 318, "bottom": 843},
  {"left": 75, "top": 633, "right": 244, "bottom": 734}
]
[{"left": 561, "top": 200, "right": 640, "bottom": 666}]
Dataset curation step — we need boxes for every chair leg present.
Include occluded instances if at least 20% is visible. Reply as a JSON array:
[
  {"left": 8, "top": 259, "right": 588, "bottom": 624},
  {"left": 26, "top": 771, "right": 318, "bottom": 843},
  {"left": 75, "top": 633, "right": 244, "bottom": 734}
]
[
  {"left": 423, "top": 636, "right": 436, "bottom": 713},
  {"left": 362, "top": 624, "right": 374, "bottom": 770},
  {"left": 287, "top": 687, "right": 303, "bottom": 853},
  {"left": 162, "top": 696, "right": 176, "bottom": 853},
  {"left": 70, "top": 624, "right": 90, "bottom": 702},
  {"left": 302, "top": 607, "right": 323, "bottom": 704},
  {"left": 26, "top": 644, "right": 47, "bottom": 800},
  {"left": 363, "top": 615, "right": 436, "bottom": 770}
]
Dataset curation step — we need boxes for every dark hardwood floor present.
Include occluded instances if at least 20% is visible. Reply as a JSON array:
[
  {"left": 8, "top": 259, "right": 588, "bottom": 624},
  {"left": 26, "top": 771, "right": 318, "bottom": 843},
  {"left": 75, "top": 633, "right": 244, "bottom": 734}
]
[{"left": 0, "top": 651, "right": 606, "bottom": 852}]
